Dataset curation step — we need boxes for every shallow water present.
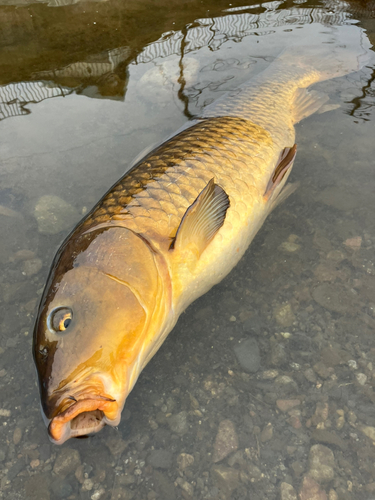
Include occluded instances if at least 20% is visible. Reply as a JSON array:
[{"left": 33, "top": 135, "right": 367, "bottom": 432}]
[{"left": 0, "top": 0, "right": 375, "bottom": 499}]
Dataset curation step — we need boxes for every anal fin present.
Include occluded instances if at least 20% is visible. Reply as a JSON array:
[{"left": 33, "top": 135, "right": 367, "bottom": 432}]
[
  {"left": 292, "top": 89, "right": 329, "bottom": 124},
  {"left": 170, "top": 178, "right": 230, "bottom": 258}
]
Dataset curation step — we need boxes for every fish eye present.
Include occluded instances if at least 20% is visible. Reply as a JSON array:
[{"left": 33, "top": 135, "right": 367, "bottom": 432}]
[{"left": 48, "top": 307, "right": 73, "bottom": 333}]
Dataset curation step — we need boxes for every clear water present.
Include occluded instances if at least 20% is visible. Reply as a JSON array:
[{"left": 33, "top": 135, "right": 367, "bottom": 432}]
[{"left": 0, "top": 0, "right": 375, "bottom": 499}]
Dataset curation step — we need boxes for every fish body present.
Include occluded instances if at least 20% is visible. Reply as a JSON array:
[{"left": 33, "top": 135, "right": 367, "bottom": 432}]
[{"left": 33, "top": 25, "right": 372, "bottom": 444}]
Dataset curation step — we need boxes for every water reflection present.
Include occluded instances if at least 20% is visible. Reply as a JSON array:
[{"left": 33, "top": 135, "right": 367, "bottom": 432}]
[{"left": 0, "top": 1, "right": 356, "bottom": 123}]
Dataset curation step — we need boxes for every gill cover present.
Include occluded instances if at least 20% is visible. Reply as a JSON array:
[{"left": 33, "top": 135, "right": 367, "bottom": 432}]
[{"left": 33, "top": 227, "right": 162, "bottom": 425}]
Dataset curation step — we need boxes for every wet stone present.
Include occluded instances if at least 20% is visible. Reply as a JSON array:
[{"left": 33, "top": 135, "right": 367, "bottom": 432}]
[
  {"left": 212, "top": 419, "right": 239, "bottom": 463},
  {"left": 313, "top": 361, "right": 331, "bottom": 379},
  {"left": 311, "top": 429, "right": 347, "bottom": 451},
  {"left": 276, "top": 399, "right": 300, "bottom": 413},
  {"left": 274, "top": 302, "right": 295, "bottom": 327},
  {"left": 147, "top": 449, "right": 173, "bottom": 469},
  {"left": 300, "top": 475, "right": 328, "bottom": 500},
  {"left": 177, "top": 453, "right": 194, "bottom": 470},
  {"left": 233, "top": 338, "right": 260, "bottom": 373},
  {"left": 105, "top": 436, "right": 127, "bottom": 456},
  {"left": 34, "top": 195, "right": 80, "bottom": 235},
  {"left": 25, "top": 474, "right": 51, "bottom": 500},
  {"left": 312, "top": 284, "right": 354, "bottom": 314},
  {"left": 167, "top": 411, "right": 189, "bottom": 435},
  {"left": 260, "top": 422, "right": 273, "bottom": 442},
  {"left": 13, "top": 427, "right": 22, "bottom": 445},
  {"left": 308, "top": 444, "right": 335, "bottom": 484},
  {"left": 211, "top": 465, "right": 240, "bottom": 493},
  {"left": 280, "top": 482, "right": 298, "bottom": 500},
  {"left": 50, "top": 478, "right": 73, "bottom": 499},
  {"left": 268, "top": 339, "right": 288, "bottom": 367},
  {"left": 22, "top": 258, "right": 43, "bottom": 276},
  {"left": 7, "top": 458, "right": 25, "bottom": 480},
  {"left": 53, "top": 448, "right": 81, "bottom": 477}
]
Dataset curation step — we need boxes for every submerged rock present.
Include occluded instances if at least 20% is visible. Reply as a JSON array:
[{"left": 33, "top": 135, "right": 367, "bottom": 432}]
[
  {"left": 167, "top": 411, "right": 189, "bottom": 435},
  {"left": 211, "top": 465, "right": 240, "bottom": 493},
  {"left": 274, "top": 303, "right": 295, "bottom": 327},
  {"left": 233, "top": 338, "right": 260, "bottom": 373},
  {"left": 300, "top": 475, "right": 327, "bottom": 500},
  {"left": 53, "top": 448, "right": 81, "bottom": 477},
  {"left": 34, "top": 195, "right": 80, "bottom": 234},
  {"left": 308, "top": 444, "right": 335, "bottom": 484},
  {"left": 280, "top": 482, "right": 298, "bottom": 500},
  {"left": 212, "top": 419, "right": 239, "bottom": 463}
]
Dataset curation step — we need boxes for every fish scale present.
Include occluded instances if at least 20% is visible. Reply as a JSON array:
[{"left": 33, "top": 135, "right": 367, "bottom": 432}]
[{"left": 81, "top": 116, "right": 274, "bottom": 239}]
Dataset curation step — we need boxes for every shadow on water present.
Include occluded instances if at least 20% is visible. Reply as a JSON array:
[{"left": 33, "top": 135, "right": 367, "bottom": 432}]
[{"left": 0, "top": 0, "right": 375, "bottom": 499}]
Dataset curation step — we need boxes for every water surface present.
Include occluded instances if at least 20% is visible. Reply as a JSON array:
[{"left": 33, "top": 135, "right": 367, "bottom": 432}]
[{"left": 0, "top": 0, "right": 375, "bottom": 499}]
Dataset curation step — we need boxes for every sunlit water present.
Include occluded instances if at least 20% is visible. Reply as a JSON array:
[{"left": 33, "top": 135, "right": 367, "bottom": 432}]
[{"left": 0, "top": 0, "right": 375, "bottom": 499}]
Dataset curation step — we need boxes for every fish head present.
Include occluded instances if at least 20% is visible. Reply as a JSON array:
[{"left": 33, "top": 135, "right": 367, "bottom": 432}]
[{"left": 33, "top": 226, "right": 169, "bottom": 444}]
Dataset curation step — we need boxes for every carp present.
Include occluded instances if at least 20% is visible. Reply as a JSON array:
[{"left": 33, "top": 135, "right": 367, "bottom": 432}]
[{"left": 33, "top": 25, "right": 372, "bottom": 443}]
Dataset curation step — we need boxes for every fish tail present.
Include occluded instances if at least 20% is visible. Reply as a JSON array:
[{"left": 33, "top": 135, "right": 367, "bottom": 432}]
[{"left": 277, "top": 25, "right": 372, "bottom": 86}]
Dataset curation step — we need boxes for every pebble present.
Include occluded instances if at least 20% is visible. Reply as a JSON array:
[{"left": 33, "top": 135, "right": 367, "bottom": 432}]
[
  {"left": 147, "top": 449, "right": 173, "bottom": 469},
  {"left": 233, "top": 338, "right": 261, "bottom": 373},
  {"left": 105, "top": 436, "right": 127, "bottom": 456},
  {"left": 344, "top": 236, "right": 362, "bottom": 250},
  {"left": 276, "top": 399, "right": 300, "bottom": 412},
  {"left": 262, "top": 369, "right": 279, "bottom": 379},
  {"left": 358, "top": 424, "right": 375, "bottom": 441},
  {"left": 167, "top": 411, "right": 189, "bottom": 435},
  {"left": 308, "top": 444, "right": 335, "bottom": 484},
  {"left": 212, "top": 419, "right": 239, "bottom": 463},
  {"left": 268, "top": 340, "right": 288, "bottom": 367},
  {"left": 211, "top": 465, "right": 239, "bottom": 493},
  {"left": 175, "top": 477, "right": 195, "bottom": 496},
  {"left": 356, "top": 373, "right": 367, "bottom": 385},
  {"left": 274, "top": 303, "right": 295, "bottom": 327},
  {"left": 51, "top": 478, "right": 73, "bottom": 499},
  {"left": 311, "top": 429, "right": 347, "bottom": 451},
  {"left": 13, "top": 427, "right": 22, "bottom": 445},
  {"left": 260, "top": 423, "right": 273, "bottom": 442},
  {"left": 177, "top": 453, "right": 194, "bottom": 470},
  {"left": 24, "top": 474, "right": 51, "bottom": 500},
  {"left": 12, "top": 249, "right": 36, "bottom": 262},
  {"left": 279, "top": 241, "right": 301, "bottom": 252},
  {"left": 7, "top": 458, "right": 25, "bottom": 480},
  {"left": 30, "top": 459, "right": 40, "bottom": 469},
  {"left": 299, "top": 475, "right": 328, "bottom": 500},
  {"left": 34, "top": 195, "right": 80, "bottom": 234},
  {"left": 280, "top": 482, "right": 298, "bottom": 500},
  {"left": 22, "top": 258, "right": 43, "bottom": 276},
  {"left": 347, "top": 360, "right": 358, "bottom": 370},
  {"left": 312, "top": 284, "right": 354, "bottom": 314},
  {"left": 53, "top": 448, "right": 81, "bottom": 477},
  {"left": 304, "top": 368, "right": 317, "bottom": 383},
  {"left": 313, "top": 361, "right": 331, "bottom": 379},
  {"left": 91, "top": 489, "right": 106, "bottom": 500},
  {"left": 0, "top": 408, "right": 11, "bottom": 417}
]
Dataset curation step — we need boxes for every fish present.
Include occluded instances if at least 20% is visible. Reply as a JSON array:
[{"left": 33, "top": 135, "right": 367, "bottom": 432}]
[{"left": 33, "top": 25, "right": 372, "bottom": 444}]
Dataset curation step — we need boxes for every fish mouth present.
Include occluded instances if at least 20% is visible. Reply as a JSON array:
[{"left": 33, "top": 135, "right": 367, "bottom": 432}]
[{"left": 48, "top": 394, "right": 119, "bottom": 444}]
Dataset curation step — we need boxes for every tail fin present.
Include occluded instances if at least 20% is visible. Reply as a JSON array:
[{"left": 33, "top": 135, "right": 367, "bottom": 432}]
[{"left": 278, "top": 24, "right": 373, "bottom": 85}]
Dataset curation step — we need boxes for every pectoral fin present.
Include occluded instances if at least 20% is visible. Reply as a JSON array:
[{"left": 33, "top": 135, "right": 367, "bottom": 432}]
[
  {"left": 264, "top": 144, "right": 297, "bottom": 202},
  {"left": 170, "top": 178, "right": 230, "bottom": 257}
]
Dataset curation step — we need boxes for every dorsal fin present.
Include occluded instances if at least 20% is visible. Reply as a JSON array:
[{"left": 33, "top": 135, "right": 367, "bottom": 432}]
[
  {"left": 264, "top": 144, "right": 297, "bottom": 201},
  {"left": 170, "top": 178, "right": 230, "bottom": 258}
]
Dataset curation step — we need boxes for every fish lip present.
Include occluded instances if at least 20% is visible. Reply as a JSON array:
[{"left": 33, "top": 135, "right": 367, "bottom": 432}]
[{"left": 48, "top": 395, "right": 119, "bottom": 444}]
